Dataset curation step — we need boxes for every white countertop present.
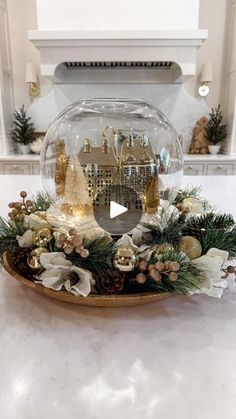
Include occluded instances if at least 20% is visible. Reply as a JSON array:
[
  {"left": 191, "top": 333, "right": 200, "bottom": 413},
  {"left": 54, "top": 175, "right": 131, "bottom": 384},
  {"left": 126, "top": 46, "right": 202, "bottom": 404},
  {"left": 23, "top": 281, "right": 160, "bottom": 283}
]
[
  {"left": 1, "top": 153, "right": 236, "bottom": 164},
  {"left": 184, "top": 153, "right": 236, "bottom": 162},
  {"left": 1, "top": 175, "right": 236, "bottom": 419}
]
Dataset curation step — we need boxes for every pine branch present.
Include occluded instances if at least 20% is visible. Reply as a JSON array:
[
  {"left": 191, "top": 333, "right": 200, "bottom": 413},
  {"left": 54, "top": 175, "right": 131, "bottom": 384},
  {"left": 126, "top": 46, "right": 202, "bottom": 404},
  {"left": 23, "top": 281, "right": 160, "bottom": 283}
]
[
  {"left": 184, "top": 212, "right": 235, "bottom": 232},
  {"left": 200, "top": 226, "right": 236, "bottom": 257},
  {"left": 0, "top": 217, "right": 26, "bottom": 259},
  {"left": 173, "top": 186, "right": 202, "bottom": 205},
  {"left": 124, "top": 251, "right": 205, "bottom": 295},
  {"left": 33, "top": 191, "right": 54, "bottom": 211},
  {"left": 142, "top": 214, "right": 182, "bottom": 246},
  {"left": 67, "top": 235, "right": 115, "bottom": 275}
]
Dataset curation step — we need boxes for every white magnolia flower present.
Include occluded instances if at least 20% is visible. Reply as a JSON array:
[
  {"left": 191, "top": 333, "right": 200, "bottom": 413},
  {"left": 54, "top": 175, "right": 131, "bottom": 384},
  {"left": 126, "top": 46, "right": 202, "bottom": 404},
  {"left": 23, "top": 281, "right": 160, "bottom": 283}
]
[
  {"left": 182, "top": 198, "right": 205, "bottom": 215},
  {"left": 191, "top": 250, "right": 228, "bottom": 298},
  {"left": 17, "top": 229, "right": 34, "bottom": 248},
  {"left": 37, "top": 252, "right": 94, "bottom": 297},
  {"left": 24, "top": 213, "right": 50, "bottom": 231},
  {"left": 115, "top": 234, "right": 139, "bottom": 251}
]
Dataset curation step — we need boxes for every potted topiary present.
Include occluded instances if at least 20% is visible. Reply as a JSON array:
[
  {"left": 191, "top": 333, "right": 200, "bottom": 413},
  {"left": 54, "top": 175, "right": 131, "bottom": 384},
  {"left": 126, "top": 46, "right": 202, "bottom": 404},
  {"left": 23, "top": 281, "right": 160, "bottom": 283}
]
[
  {"left": 11, "top": 105, "right": 35, "bottom": 154},
  {"left": 204, "top": 105, "right": 227, "bottom": 154}
]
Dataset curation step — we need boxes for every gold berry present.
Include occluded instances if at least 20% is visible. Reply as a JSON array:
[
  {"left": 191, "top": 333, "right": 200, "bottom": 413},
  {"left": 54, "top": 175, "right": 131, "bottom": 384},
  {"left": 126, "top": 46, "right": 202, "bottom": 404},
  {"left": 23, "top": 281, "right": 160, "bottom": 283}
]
[
  {"left": 155, "top": 261, "right": 165, "bottom": 272},
  {"left": 168, "top": 261, "right": 180, "bottom": 272},
  {"left": 136, "top": 273, "right": 147, "bottom": 284},
  {"left": 139, "top": 260, "right": 148, "bottom": 271},
  {"left": 80, "top": 249, "right": 89, "bottom": 258},
  {"left": 148, "top": 264, "right": 156, "bottom": 272},
  {"left": 149, "top": 269, "right": 161, "bottom": 281},
  {"left": 168, "top": 272, "right": 178, "bottom": 282},
  {"left": 20, "top": 191, "right": 27, "bottom": 198}
]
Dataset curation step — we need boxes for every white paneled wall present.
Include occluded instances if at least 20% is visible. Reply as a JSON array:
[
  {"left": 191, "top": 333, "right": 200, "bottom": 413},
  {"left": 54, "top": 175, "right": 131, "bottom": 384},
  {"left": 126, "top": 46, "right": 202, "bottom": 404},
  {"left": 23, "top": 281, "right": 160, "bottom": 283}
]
[
  {"left": 0, "top": 0, "right": 14, "bottom": 152},
  {"left": 36, "top": 0, "right": 200, "bottom": 30},
  {"left": 223, "top": 0, "right": 236, "bottom": 155}
]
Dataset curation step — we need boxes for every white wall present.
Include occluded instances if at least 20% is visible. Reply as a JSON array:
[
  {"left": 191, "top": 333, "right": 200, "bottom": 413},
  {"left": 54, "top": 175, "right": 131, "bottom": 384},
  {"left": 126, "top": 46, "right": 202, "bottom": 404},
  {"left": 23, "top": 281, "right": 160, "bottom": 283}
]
[
  {"left": 6, "top": 0, "right": 229, "bottom": 151},
  {"left": 7, "top": 0, "right": 40, "bottom": 109},
  {"left": 185, "top": 0, "right": 229, "bottom": 110},
  {"left": 36, "top": 0, "right": 200, "bottom": 30}
]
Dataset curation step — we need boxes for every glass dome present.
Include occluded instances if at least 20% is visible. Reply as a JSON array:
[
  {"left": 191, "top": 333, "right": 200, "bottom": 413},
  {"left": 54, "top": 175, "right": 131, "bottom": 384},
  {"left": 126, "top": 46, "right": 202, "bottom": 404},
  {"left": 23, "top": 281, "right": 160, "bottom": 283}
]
[{"left": 41, "top": 98, "right": 183, "bottom": 233}]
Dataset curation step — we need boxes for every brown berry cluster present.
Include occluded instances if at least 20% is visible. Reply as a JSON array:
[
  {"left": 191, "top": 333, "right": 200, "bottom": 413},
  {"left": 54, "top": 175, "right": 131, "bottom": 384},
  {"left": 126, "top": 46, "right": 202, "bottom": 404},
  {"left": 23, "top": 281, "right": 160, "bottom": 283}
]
[
  {"left": 136, "top": 260, "right": 180, "bottom": 284},
  {"left": 8, "top": 191, "right": 35, "bottom": 221},
  {"left": 55, "top": 228, "right": 89, "bottom": 258}
]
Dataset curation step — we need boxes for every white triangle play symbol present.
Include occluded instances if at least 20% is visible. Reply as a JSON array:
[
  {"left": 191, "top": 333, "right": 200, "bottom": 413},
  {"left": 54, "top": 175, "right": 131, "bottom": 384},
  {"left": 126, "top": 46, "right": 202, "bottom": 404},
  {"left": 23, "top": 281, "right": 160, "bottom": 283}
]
[{"left": 110, "top": 201, "right": 128, "bottom": 219}]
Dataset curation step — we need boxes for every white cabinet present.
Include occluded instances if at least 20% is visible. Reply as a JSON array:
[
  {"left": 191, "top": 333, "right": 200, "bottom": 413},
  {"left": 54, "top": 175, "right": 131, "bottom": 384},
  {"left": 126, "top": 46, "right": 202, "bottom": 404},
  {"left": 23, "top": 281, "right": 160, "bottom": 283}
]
[
  {"left": 206, "top": 163, "right": 235, "bottom": 176},
  {"left": 183, "top": 163, "right": 204, "bottom": 175},
  {"left": 0, "top": 157, "right": 40, "bottom": 175},
  {"left": 184, "top": 155, "right": 236, "bottom": 175}
]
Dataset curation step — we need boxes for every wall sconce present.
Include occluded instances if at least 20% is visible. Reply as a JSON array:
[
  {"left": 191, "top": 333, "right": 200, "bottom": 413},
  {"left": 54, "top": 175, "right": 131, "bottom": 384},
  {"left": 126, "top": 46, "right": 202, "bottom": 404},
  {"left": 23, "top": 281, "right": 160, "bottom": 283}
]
[
  {"left": 25, "top": 63, "right": 40, "bottom": 97},
  {"left": 198, "top": 62, "right": 213, "bottom": 97}
]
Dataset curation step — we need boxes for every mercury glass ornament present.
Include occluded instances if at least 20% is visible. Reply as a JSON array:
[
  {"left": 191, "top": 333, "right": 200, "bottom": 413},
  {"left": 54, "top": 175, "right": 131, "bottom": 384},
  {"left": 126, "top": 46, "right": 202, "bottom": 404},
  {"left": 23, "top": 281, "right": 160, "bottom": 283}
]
[
  {"left": 113, "top": 247, "right": 136, "bottom": 272},
  {"left": 27, "top": 247, "right": 48, "bottom": 270},
  {"left": 178, "top": 236, "right": 202, "bottom": 260},
  {"left": 41, "top": 99, "right": 183, "bottom": 232}
]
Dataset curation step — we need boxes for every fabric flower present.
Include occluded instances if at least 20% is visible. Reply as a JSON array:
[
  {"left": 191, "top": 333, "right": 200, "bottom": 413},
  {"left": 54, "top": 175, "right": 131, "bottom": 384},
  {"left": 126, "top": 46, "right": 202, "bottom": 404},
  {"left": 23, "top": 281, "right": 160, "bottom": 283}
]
[
  {"left": 24, "top": 213, "right": 50, "bottom": 231},
  {"left": 182, "top": 198, "right": 205, "bottom": 214},
  {"left": 191, "top": 249, "right": 229, "bottom": 298},
  {"left": 115, "top": 234, "right": 139, "bottom": 251},
  {"left": 17, "top": 229, "right": 34, "bottom": 248},
  {"left": 36, "top": 252, "right": 94, "bottom": 297}
]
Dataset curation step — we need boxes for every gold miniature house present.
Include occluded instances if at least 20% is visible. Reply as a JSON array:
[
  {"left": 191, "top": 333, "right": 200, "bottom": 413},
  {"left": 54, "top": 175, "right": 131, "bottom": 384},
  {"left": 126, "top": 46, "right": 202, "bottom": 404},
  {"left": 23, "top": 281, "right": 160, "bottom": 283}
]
[{"left": 78, "top": 131, "right": 159, "bottom": 208}]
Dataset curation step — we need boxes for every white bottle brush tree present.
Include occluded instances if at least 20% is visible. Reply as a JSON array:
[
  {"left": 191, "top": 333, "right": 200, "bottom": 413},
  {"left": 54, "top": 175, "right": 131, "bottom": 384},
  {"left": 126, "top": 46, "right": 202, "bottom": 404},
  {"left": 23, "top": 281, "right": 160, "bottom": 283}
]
[{"left": 11, "top": 105, "right": 35, "bottom": 145}]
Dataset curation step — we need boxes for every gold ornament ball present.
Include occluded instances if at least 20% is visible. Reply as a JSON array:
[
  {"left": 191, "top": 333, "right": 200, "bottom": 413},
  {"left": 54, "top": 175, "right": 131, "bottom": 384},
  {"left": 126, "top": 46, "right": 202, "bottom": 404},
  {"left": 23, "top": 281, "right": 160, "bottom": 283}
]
[
  {"left": 33, "top": 228, "right": 53, "bottom": 247},
  {"left": 178, "top": 236, "right": 202, "bottom": 260},
  {"left": 113, "top": 247, "right": 136, "bottom": 272},
  {"left": 27, "top": 247, "right": 48, "bottom": 270}
]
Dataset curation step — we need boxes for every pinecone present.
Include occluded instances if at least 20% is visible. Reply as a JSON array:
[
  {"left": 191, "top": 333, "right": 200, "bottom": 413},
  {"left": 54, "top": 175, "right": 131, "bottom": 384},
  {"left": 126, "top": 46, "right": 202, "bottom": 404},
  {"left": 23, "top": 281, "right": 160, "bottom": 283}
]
[
  {"left": 94, "top": 268, "right": 125, "bottom": 295},
  {"left": 182, "top": 224, "right": 206, "bottom": 240},
  {"left": 11, "top": 248, "right": 34, "bottom": 280}
]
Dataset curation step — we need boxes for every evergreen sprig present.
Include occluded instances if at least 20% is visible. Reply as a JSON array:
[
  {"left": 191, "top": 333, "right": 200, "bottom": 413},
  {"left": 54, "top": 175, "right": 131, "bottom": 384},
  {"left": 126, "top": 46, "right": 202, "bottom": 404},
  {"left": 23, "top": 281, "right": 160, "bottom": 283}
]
[
  {"left": 33, "top": 191, "right": 53, "bottom": 211},
  {"left": 142, "top": 214, "right": 182, "bottom": 247},
  {"left": 67, "top": 235, "right": 115, "bottom": 275},
  {"left": 173, "top": 186, "right": 202, "bottom": 205},
  {"left": 200, "top": 226, "right": 236, "bottom": 257},
  {"left": 124, "top": 251, "right": 204, "bottom": 295},
  {"left": 0, "top": 217, "right": 26, "bottom": 259},
  {"left": 11, "top": 105, "right": 35, "bottom": 145},
  {"left": 204, "top": 104, "right": 227, "bottom": 145},
  {"left": 184, "top": 212, "right": 234, "bottom": 232}
]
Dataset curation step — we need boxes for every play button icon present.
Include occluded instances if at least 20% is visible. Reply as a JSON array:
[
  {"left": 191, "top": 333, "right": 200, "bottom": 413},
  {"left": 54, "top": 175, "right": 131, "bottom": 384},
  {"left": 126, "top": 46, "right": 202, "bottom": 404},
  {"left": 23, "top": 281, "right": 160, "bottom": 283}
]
[
  {"left": 93, "top": 185, "right": 143, "bottom": 236},
  {"left": 110, "top": 201, "right": 128, "bottom": 219}
]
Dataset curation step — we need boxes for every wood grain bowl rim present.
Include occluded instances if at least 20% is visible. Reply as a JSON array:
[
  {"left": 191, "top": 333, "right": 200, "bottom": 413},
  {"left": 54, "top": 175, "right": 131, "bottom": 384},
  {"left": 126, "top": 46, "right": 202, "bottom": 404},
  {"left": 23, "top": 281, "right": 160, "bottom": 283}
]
[{"left": 2, "top": 252, "right": 171, "bottom": 307}]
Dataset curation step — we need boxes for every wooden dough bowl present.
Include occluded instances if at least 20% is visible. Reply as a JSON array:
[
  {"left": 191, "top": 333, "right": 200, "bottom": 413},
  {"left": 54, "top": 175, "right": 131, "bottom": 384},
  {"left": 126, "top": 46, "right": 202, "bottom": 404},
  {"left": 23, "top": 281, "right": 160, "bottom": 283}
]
[{"left": 2, "top": 252, "right": 171, "bottom": 307}]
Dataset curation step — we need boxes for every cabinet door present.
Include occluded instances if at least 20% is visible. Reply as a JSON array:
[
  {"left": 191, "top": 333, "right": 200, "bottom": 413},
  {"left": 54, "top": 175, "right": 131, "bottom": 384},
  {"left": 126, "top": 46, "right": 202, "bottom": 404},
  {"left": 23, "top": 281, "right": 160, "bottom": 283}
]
[
  {"left": 184, "top": 163, "right": 204, "bottom": 175},
  {"left": 2, "top": 162, "right": 31, "bottom": 175},
  {"left": 31, "top": 163, "right": 40, "bottom": 175},
  {"left": 206, "top": 163, "right": 234, "bottom": 175}
]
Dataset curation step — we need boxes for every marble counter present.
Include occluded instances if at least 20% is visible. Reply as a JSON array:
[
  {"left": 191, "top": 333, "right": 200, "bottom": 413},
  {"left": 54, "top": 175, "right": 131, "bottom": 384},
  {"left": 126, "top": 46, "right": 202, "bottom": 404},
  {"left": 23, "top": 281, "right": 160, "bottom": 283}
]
[{"left": 1, "top": 175, "right": 236, "bottom": 419}]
